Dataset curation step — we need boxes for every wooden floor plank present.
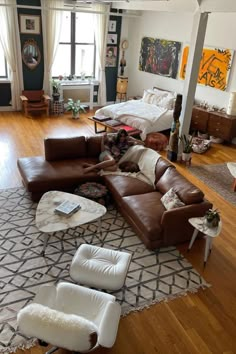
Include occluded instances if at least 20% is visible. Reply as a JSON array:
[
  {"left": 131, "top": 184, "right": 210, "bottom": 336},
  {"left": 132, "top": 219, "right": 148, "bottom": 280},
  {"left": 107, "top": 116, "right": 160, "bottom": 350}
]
[{"left": 1, "top": 110, "right": 236, "bottom": 354}]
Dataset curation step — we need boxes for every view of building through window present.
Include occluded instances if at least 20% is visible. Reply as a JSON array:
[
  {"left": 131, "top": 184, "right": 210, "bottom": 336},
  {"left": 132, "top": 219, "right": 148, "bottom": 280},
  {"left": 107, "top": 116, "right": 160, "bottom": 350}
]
[{"left": 52, "top": 11, "right": 95, "bottom": 78}]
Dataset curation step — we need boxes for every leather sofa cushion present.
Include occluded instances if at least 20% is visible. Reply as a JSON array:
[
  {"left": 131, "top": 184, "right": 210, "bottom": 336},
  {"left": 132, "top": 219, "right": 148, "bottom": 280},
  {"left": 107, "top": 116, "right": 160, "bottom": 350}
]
[
  {"left": 121, "top": 192, "right": 165, "bottom": 241},
  {"left": 156, "top": 167, "right": 204, "bottom": 205},
  {"left": 104, "top": 175, "right": 155, "bottom": 198},
  {"left": 44, "top": 136, "right": 87, "bottom": 161},
  {"left": 155, "top": 157, "right": 175, "bottom": 183},
  {"left": 86, "top": 136, "right": 102, "bottom": 157},
  {"left": 17, "top": 156, "right": 99, "bottom": 193}
]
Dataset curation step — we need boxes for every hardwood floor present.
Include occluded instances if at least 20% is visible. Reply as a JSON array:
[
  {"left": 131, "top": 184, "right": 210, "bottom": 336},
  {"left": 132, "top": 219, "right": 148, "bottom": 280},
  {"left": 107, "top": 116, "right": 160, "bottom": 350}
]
[{"left": 1, "top": 111, "right": 236, "bottom": 354}]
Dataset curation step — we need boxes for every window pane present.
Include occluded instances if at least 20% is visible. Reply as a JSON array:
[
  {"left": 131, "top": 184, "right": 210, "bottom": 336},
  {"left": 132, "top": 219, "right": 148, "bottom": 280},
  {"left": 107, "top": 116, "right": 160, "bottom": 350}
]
[
  {"left": 75, "top": 13, "right": 94, "bottom": 43},
  {"left": 60, "top": 11, "right": 71, "bottom": 43},
  {"left": 75, "top": 45, "right": 94, "bottom": 76},
  {"left": 52, "top": 44, "right": 71, "bottom": 77},
  {"left": 0, "top": 43, "right": 6, "bottom": 77}
]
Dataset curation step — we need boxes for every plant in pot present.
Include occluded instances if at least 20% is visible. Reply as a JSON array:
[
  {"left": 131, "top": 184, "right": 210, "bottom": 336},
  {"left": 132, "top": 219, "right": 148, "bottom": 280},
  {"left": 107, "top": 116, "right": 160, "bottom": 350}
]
[
  {"left": 179, "top": 134, "right": 193, "bottom": 161},
  {"left": 66, "top": 98, "right": 86, "bottom": 119},
  {"left": 205, "top": 208, "right": 220, "bottom": 228},
  {"left": 51, "top": 79, "right": 60, "bottom": 101}
]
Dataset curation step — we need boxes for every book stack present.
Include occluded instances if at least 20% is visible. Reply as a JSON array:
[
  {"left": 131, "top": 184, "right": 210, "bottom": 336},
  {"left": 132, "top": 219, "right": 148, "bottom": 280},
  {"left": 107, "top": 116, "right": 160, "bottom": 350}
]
[
  {"left": 54, "top": 200, "right": 81, "bottom": 217},
  {"left": 93, "top": 115, "right": 111, "bottom": 122},
  {"left": 113, "top": 124, "right": 137, "bottom": 132}
]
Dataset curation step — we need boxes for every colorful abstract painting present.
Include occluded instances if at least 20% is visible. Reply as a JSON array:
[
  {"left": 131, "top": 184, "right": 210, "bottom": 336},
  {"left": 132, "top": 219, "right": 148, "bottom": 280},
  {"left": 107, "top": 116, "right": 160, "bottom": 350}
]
[
  {"left": 139, "top": 37, "right": 181, "bottom": 79},
  {"left": 179, "top": 46, "right": 233, "bottom": 91}
]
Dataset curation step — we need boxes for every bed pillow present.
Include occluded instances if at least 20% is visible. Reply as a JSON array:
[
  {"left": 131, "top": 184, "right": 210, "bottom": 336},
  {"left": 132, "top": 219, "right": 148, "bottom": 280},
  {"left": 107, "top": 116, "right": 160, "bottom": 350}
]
[
  {"left": 161, "top": 188, "right": 185, "bottom": 210},
  {"left": 157, "top": 93, "right": 176, "bottom": 110},
  {"left": 142, "top": 90, "right": 154, "bottom": 104}
]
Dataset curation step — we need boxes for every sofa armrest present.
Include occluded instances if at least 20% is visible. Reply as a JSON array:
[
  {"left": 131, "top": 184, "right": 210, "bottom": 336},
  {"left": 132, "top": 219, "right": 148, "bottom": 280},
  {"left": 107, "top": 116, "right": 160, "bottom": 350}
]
[
  {"left": 20, "top": 95, "right": 28, "bottom": 101},
  {"left": 161, "top": 199, "right": 212, "bottom": 245},
  {"left": 98, "top": 301, "right": 121, "bottom": 348},
  {"left": 43, "top": 94, "right": 51, "bottom": 101},
  {"left": 44, "top": 136, "right": 87, "bottom": 161}
]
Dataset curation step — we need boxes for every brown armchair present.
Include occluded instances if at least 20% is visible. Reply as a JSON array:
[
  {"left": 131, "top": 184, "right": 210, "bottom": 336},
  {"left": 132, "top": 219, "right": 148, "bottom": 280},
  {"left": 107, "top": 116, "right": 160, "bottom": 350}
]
[{"left": 20, "top": 90, "right": 51, "bottom": 117}]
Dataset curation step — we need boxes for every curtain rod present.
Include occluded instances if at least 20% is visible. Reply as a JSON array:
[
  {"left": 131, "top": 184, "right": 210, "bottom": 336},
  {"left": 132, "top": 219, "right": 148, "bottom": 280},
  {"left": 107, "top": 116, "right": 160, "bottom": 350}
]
[{"left": 0, "top": 3, "right": 141, "bottom": 17}]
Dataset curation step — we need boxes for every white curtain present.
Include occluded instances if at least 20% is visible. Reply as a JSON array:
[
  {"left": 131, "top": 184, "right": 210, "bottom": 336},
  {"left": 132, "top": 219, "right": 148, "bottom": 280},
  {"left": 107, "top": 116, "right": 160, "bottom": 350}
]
[
  {"left": 0, "top": 0, "right": 23, "bottom": 110},
  {"left": 93, "top": 4, "right": 109, "bottom": 106},
  {"left": 41, "top": 0, "right": 63, "bottom": 94}
]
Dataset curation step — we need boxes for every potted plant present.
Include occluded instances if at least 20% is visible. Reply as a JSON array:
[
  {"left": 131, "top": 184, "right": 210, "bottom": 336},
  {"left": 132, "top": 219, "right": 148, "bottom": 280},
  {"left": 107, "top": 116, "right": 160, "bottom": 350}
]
[
  {"left": 51, "top": 79, "right": 60, "bottom": 101},
  {"left": 66, "top": 98, "right": 86, "bottom": 119},
  {"left": 205, "top": 208, "right": 220, "bottom": 228},
  {"left": 179, "top": 134, "right": 193, "bottom": 161}
]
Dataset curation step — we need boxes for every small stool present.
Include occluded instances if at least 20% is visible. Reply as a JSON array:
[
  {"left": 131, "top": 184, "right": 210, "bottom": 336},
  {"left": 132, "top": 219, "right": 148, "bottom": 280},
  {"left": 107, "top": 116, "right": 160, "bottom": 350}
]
[
  {"left": 144, "top": 132, "right": 168, "bottom": 151},
  {"left": 75, "top": 182, "right": 108, "bottom": 205},
  {"left": 70, "top": 244, "right": 132, "bottom": 290},
  {"left": 188, "top": 217, "right": 222, "bottom": 266}
]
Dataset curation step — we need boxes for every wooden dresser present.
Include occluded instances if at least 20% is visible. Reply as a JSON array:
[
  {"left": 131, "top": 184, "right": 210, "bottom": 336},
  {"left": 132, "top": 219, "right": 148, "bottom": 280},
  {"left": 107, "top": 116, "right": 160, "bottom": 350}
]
[{"left": 191, "top": 106, "right": 236, "bottom": 141}]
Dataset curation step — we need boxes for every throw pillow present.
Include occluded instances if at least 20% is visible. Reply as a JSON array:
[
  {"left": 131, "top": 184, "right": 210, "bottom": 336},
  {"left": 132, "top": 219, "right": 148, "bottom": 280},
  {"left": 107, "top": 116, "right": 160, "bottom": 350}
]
[{"left": 161, "top": 188, "right": 185, "bottom": 210}]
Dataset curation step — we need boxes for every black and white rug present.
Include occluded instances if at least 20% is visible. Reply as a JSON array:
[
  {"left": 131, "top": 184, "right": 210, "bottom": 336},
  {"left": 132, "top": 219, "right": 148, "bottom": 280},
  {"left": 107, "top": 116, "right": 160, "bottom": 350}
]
[{"left": 0, "top": 188, "right": 210, "bottom": 353}]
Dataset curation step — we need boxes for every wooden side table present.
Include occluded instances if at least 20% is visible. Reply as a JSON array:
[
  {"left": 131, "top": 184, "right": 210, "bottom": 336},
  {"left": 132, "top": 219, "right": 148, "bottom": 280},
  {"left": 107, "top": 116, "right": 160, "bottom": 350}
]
[{"left": 188, "top": 217, "right": 222, "bottom": 266}]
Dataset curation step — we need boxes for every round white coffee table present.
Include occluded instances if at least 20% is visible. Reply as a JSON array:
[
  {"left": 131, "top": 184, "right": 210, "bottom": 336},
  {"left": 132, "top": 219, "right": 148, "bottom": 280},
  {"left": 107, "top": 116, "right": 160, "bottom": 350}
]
[
  {"left": 188, "top": 217, "right": 222, "bottom": 266},
  {"left": 36, "top": 190, "right": 107, "bottom": 256},
  {"left": 227, "top": 162, "right": 236, "bottom": 191}
]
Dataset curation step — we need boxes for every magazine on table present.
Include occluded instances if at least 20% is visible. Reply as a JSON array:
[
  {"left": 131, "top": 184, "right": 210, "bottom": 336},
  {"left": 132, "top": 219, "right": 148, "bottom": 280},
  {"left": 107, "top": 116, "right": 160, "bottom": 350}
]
[
  {"left": 105, "top": 119, "right": 122, "bottom": 127},
  {"left": 54, "top": 200, "right": 81, "bottom": 216},
  {"left": 93, "top": 115, "right": 111, "bottom": 122}
]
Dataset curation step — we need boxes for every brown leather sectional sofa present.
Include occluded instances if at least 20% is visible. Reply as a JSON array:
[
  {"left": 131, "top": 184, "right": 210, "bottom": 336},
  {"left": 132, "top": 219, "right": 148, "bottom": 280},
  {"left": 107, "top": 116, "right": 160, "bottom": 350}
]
[{"left": 17, "top": 135, "right": 212, "bottom": 250}]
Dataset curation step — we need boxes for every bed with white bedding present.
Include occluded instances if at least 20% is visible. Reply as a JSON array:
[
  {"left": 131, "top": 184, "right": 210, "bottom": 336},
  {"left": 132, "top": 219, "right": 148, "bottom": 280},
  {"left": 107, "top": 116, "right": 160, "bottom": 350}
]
[{"left": 95, "top": 88, "right": 176, "bottom": 140}]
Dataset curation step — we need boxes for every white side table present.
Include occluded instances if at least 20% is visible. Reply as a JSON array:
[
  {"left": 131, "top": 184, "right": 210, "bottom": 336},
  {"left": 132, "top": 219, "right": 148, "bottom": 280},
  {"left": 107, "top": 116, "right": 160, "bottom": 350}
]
[{"left": 188, "top": 217, "right": 222, "bottom": 266}]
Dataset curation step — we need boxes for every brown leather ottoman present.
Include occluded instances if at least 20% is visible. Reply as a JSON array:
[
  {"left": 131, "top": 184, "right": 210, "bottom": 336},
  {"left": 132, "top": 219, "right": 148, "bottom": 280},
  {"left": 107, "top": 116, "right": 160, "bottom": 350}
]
[{"left": 145, "top": 132, "right": 169, "bottom": 151}]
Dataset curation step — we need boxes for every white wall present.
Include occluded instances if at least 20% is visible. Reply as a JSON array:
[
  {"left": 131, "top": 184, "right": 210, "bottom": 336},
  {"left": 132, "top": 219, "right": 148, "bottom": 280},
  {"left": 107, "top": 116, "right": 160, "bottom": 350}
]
[{"left": 126, "top": 11, "right": 236, "bottom": 110}]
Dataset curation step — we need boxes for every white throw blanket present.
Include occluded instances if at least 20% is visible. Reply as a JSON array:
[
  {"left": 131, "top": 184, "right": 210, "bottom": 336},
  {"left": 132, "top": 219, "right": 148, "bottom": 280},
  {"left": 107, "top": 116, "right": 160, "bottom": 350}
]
[
  {"left": 96, "top": 100, "right": 167, "bottom": 125},
  {"left": 100, "top": 145, "right": 161, "bottom": 186}
]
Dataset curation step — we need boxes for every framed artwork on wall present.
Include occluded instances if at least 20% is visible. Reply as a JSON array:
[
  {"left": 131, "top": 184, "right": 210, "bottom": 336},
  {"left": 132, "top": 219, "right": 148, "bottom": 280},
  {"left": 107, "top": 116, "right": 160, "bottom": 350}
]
[
  {"left": 20, "top": 14, "right": 41, "bottom": 35},
  {"left": 107, "top": 34, "right": 117, "bottom": 45},
  {"left": 108, "top": 20, "right": 116, "bottom": 32},
  {"left": 105, "top": 46, "right": 117, "bottom": 67}
]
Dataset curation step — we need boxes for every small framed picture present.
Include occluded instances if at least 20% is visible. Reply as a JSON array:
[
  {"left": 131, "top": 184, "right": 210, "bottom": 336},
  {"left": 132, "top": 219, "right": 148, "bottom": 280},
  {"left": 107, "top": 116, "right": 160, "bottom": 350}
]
[
  {"left": 108, "top": 20, "right": 116, "bottom": 32},
  {"left": 20, "top": 14, "right": 41, "bottom": 35},
  {"left": 107, "top": 34, "right": 117, "bottom": 45},
  {"left": 105, "top": 46, "right": 117, "bottom": 67}
]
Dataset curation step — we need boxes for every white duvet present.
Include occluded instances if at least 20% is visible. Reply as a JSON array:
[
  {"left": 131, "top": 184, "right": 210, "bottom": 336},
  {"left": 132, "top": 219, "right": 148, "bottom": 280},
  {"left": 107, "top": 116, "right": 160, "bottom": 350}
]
[{"left": 95, "top": 100, "right": 173, "bottom": 140}]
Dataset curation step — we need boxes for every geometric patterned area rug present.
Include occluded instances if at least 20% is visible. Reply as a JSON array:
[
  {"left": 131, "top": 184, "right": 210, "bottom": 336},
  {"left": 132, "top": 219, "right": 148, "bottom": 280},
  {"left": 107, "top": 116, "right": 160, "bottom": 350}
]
[
  {"left": 0, "top": 187, "right": 210, "bottom": 353},
  {"left": 188, "top": 163, "right": 236, "bottom": 206}
]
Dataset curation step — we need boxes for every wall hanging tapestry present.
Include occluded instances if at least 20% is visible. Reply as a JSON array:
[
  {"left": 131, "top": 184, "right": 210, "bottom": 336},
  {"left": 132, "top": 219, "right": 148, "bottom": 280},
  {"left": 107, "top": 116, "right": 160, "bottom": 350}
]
[
  {"left": 0, "top": 187, "right": 210, "bottom": 353},
  {"left": 139, "top": 37, "right": 181, "bottom": 79},
  {"left": 179, "top": 46, "right": 233, "bottom": 91}
]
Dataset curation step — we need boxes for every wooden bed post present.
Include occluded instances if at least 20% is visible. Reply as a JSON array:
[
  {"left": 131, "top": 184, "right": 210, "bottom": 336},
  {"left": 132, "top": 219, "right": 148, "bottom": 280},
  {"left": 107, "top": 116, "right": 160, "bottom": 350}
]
[{"left": 167, "top": 94, "right": 183, "bottom": 162}]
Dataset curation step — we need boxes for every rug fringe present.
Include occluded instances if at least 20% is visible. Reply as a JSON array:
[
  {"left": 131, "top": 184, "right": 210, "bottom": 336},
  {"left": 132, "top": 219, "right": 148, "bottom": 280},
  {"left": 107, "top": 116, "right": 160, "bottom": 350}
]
[
  {"left": 121, "top": 283, "right": 211, "bottom": 317},
  {"left": 0, "top": 339, "right": 37, "bottom": 354}
]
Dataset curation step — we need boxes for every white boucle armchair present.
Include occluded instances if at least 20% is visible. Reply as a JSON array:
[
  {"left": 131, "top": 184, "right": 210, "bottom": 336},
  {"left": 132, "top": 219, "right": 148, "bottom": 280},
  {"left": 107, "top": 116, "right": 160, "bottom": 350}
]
[{"left": 17, "top": 282, "right": 121, "bottom": 353}]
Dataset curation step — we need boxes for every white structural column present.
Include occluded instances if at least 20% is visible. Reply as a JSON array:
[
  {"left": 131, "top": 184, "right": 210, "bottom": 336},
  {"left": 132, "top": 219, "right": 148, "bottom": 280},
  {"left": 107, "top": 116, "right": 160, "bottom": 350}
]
[{"left": 179, "top": 11, "right": 209, "bottom": 154}]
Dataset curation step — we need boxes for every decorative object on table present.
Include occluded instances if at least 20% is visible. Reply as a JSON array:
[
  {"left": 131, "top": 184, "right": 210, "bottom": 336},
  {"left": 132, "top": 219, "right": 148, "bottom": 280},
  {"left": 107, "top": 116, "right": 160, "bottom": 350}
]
[
  {"left": 205, "top": 208, "right": 220, "bottom": 228},
  {"left": 51, "top": 79, "right": 61, "bottom": 101},
  {"left": 66, "top": 98, "right": 86, "bottom": 119},
  {"left": 179, "top": 134, "right": 193, "bottom": 162},
  {"left": 188, "top": 216, "right": 222, "bottom": 266},
  {"left": 0, "top": 187, "right": 210, "bottom": 353},
  {"left": 167, "top": 93, "right": 182, "bottom": 162},
  {"left": 75, "top": 182, "right": 108, "bottom": 205}
]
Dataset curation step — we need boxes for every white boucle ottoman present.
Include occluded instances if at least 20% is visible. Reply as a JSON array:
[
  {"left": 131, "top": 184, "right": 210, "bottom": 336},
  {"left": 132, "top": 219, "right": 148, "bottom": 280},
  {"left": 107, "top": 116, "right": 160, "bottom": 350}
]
[{"left": 70, "top": 244, "right": 132, "bottom": 290}]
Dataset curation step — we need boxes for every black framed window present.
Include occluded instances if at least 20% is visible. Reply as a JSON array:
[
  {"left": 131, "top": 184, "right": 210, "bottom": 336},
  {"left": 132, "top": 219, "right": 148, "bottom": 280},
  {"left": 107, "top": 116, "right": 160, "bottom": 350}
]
[
  {"left": 52, "top": 11, "right": 96, "bottom": 78},
  {"left": 0, "top": 42, "right": 8, "bottom": 78}
]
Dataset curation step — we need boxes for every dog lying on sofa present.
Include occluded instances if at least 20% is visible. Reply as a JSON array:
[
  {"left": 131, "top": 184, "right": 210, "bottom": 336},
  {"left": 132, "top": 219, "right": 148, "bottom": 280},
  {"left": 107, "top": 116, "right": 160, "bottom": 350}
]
[{"left": 17, "top": 135, "right": 212, "bottom": 249}]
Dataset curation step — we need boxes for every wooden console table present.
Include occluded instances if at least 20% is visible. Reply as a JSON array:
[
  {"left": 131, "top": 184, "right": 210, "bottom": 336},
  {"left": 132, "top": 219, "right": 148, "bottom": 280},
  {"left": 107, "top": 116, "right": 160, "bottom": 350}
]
[{"left": 191, "top": 106, "right": 236, "bottom": 142}]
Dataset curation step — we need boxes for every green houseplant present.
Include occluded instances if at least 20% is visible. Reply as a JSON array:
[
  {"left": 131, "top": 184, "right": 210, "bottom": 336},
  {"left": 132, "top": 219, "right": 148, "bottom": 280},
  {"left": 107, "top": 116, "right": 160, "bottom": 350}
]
[
  {"left": 205, "top": 208, "right": 220, "bottom": 228},
  {"left": 66, "top": 98, "right": 86, "bottom": 119},
  {"left": 179, "top": 134, "right": 193, "bottom": 161},
  {"left": 51, "top": 79, "right": 61, "bottom": 101}
]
